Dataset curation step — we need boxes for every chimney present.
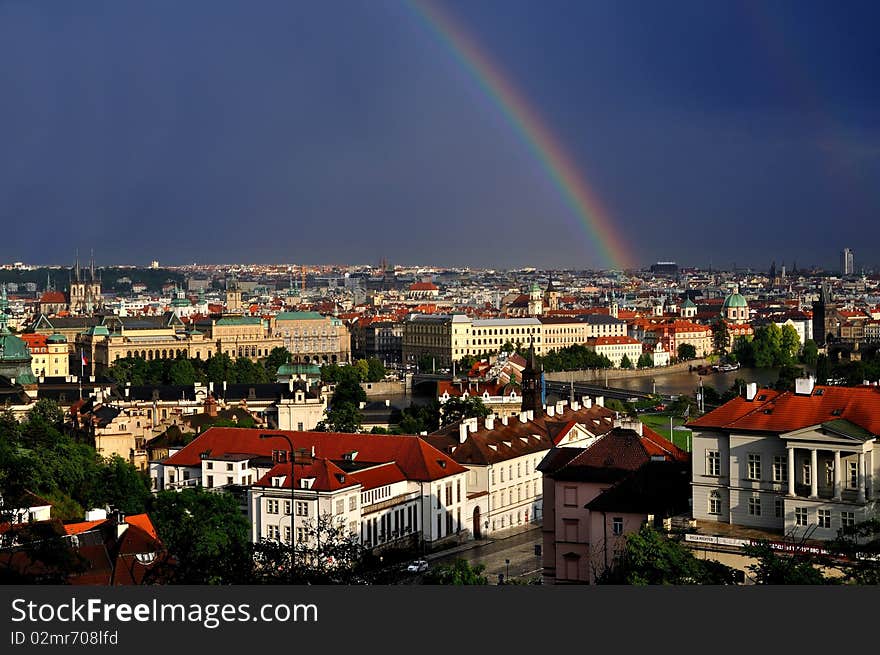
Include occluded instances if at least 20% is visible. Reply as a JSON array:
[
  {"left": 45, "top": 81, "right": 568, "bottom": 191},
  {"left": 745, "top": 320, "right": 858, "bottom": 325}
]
[
  {"left": 459, "top": 422, "right": 468, "bottom": 444},
  {"left": 359, "top": 401, "right": 366, "bottom": 410},
  {"left": 555, "top": 401, "right": 564, "bottom": 415},
  {"left": 582, "top": 396, "right": 592, "bottom": 409},
  {"left": 571, "top": 401, "right": 580, "bottom": 411},
  {"left": 209, "top": 381, "right": 214, "bottom": 393},
  {"left": 595, "top": 396, "right": 604, "bottom": 407},
  {"left": 795, "top": 377, "right": 816, "bottom": 395},
  {"left": 385, "top": 399, "right": 390, "bottom": 407},
  {"left": 485, "top": 416, "right": 495, "bottom": 430},
  {"left": 467, "top": 417, "right": 478, "bottom": 433},
  {"left": 546, "top": 405, "right": 555, "bottom": 418},
  {"left": 501, "top": 415, "right": 509, "bottom": 426},
  {"left": 526, "top": 409, "right": 534, "bottom": 421},
  {"left": 745, "top": 382, "right": 758, "bottom": 401},
  {"left": 289, "top": 379, "right": 294, "bottom": 393},
  {"left": 223, "top": 380, "right": 227, "bottom": 392},
  {"left": 519, "top": 411, "right": 528, "bottom": 423}
]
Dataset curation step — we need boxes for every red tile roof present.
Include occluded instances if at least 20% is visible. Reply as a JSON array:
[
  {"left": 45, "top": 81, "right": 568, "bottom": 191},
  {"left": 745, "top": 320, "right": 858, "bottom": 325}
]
[
  {"left": 40, "top": 291, "right": 67, "bottom": 304},
  {"left": 164, "top": 428, "right": 466, "bottom": 481},
  {"left": 688, "top": 385, "right": 880, "bottom": 434},
  {"left": 254, "top": 458, "right": 360, "bottom": 491}
]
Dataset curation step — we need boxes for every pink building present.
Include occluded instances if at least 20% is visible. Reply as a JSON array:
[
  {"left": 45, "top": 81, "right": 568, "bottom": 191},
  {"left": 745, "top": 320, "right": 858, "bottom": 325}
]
[{"left": 539, "top": 424, "right": 690, "bottom": 584}]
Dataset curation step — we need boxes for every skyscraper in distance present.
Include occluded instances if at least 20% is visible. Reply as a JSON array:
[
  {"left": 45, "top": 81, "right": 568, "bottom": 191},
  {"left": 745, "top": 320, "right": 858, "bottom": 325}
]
[{"left": 841, "top": 248, "right": 854, "bottom": 276}]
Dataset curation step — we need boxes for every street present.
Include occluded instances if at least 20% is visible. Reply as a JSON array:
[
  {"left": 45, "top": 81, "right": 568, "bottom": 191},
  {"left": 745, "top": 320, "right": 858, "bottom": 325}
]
[{"left": 432, "top": 526, "right": 542, "bottom": 584}]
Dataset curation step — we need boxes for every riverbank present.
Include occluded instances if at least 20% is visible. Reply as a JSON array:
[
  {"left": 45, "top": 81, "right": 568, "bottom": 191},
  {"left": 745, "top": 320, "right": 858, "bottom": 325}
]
[{"left": 544, "top": 358, "right": 708, "bottom": 384}]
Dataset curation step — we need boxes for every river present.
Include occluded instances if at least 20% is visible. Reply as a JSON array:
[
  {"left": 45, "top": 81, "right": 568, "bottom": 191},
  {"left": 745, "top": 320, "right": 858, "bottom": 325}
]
[{"left": 609, "top": 367, "right": 782, "bottom": 397}]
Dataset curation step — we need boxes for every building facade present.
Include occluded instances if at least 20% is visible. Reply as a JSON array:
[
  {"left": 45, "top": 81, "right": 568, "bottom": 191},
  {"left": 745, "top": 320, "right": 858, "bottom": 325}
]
[{"left": 688, "top": 379, "right": 878, "bottom": 542}]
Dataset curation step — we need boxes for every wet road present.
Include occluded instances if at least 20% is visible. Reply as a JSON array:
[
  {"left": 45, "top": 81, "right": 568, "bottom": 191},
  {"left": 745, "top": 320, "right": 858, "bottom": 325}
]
[{"left": 433, "top": 527, "right": 542, "bottom": 584}]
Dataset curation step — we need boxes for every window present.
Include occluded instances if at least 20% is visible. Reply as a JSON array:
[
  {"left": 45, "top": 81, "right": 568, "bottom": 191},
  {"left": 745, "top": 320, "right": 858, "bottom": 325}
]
[
  {"left": 775, "top": 498, "right": 783, "bottom": 518},
  {"left": 446, "top": 484, "right": 452, "bottom": 505},
  {"left": 841, "top": 511, "right": 855, "bottom": 528},
  {"left": 772, "top": 456, "right": 787, "bottom": 482},
  {"left": 563, "top": 486, "right": 578, "bottom": 507},
  {"left": 457, "top": 479, "right": 461, "bottom": 503},
  {"left": 817, "top": 509, "right": 831, "bottom": 529},
  {"left": 283, "top": 526, "right": 291, "bottom": 543},
  {"left": 849, "top": 461, "right": 858, "bottom": 489},
  {"left": 226, "top": 477, "right": 232, "bottom": 485},
  {"left": 612, "top": 517, "right": 624, "bottom": 536},
  {"left": 563, "top": 519, "right": 578, "bottom": 542},
  {"left": 795, "top": 507, "right": 808, "bottom": 526},
  {"left": 267, "top": 525, "right": 280, "bottom": 540},
  {"left": 747, "top": 453, "right": 761, "bottom": 480},
  {"left": 708, "top": 491, "right": 721, "bottom": 515},
  {"left": 336, "top": 499, "right": 345, "bottom": 514},
  {"left": 706, "top": 450, "right": 720, "bottom": 476},
  {"left": 296, "top": 527, "right": 307, "bottom": 543},
  {"left": 349, "top": 496, "right": 357, "bottom": 511},
  {"left": 283, "top": 500, "right": 291, "bottom": 515},
  {"left": 803, "top": 463, "right": 812, "bottom": 486},
  {"left": 295, "top": 501, "right": 308, "bottom": 517},
  {"left": 748, "top": 497, "right": 761, "bottom": 516},
  {"left": 825, "top": 462, "right": 834, "bottom": 486},
  {"left": 226, "top": 463, "right": 233, "bottom": 471},
  {"left": 206, "top": 462, "right": 213, "bottom": 470}
]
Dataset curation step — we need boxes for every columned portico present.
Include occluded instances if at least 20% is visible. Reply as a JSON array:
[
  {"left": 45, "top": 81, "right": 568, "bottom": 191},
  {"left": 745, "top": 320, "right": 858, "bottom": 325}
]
[
  {"left": 787, "top": 447, "right": 795, "bottom": 497},
  {"left": 833, "top": 450, "right": 841, "bottom": 500},
  {"left": 810, "top": 448, "right": 818, "bottom": 498},
  {"left": 857, "top": 452, "right": 865, "bottom": 503}
]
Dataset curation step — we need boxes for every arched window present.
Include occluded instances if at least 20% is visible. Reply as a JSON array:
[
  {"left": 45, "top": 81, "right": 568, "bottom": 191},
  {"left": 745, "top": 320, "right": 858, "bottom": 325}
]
[{"left": 708, "top": 490, "right": 721, "bottom": 515}]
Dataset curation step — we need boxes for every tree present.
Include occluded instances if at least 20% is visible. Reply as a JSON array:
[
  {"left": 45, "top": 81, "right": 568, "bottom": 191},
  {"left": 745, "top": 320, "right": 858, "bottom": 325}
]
[
  {"left": 780, "top": 324, "right": 801, "bottom": 364},
  {"left": 27, "top": 398, "right": 64, "bottom": 428},
  {"left": 742, "top": 540, "right": 832, "bottom": 585},
  {"left": 148, "top": 488, "right": 252, "bottom": 584},
  {"left": 205, "top": 353, "right": 236, "bottom": 385},
  {"left": 829, "top": 518, "right": 880, "bottom": 585},
  {"left": 677, "top": 343, "right": 697, "bottom": 361},
  {"left": 440, "top": 395, "right": 491, "bottom": 427},
  {"left": 316, "top": 402, "right": 363, "bottom": 433},
  {"left": 168, "top": 358, "right": 198, "bottom": 386},
  {"left": 712, "top": 319, "right": 730, "bottom": 355},
  {"left": 251, "top": 514, "right": 368, "bottom": 584},
  {"left": 733, "top": 336, "right": 755, "bottom": 368},
  {"left": 398, "top": 401, "right": 441, "bottom": 434},
  {"left": 353, "top": 359, "right": 370, "bottom": 382},
  {"left": 331, "top": 367, "right": 367, "bottom": 406},
  {"left": 457, "top": 355, "right": 478, "bottom": 372},
  {"left": 752, "top": 324, "right": 784, "bottom": 367},
  {"left": 619, "top": 354, "right": 634, "bottom": 369},
  {"left": 92, "top": 456, "right": 152, "bottom": 515},
  {"left": 637, "top": 352, "right": 653, "bottom": 368},
  {"left": 417, "top": 354, "right": 435, "bottom": 373},
  {"left": 775, "top": 365, "right": 805, "bottom": 391},
  {"left": 815, "top": 354, "right": 830, "bottom": 384},
  {"left": 801, "top": 339, "right": 819, "bottom": 368},
  {"left": 233, "top": 356, "right": 269, "bottom": 384},
  {"left": 597, "top": 525, "right": 738, "bottom": 585},
  {"left": 264, "top": 347, "right": 292, "bottom": 376},
  {"left": 366, "top": 358, "right": 386, "bottom": 382},
  {"left": 422, "top": 558, "right": 488, "bottom": 585}
]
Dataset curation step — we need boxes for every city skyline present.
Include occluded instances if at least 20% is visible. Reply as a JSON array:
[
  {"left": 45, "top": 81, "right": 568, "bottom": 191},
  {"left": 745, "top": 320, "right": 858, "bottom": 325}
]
[{"left": 1, "top": 1, "right": 878, "bottom": 269}]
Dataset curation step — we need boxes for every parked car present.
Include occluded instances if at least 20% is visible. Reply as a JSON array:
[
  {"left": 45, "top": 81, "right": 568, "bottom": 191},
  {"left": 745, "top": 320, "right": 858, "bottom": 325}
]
[{"left": 406, "top": 559, "right": 429, "bottom": 573}]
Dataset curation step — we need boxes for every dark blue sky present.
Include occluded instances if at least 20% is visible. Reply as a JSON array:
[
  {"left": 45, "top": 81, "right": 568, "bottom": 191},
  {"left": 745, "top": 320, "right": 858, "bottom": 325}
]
[{"left": 1, "top": 0, "right": 878, "bottom": 270}]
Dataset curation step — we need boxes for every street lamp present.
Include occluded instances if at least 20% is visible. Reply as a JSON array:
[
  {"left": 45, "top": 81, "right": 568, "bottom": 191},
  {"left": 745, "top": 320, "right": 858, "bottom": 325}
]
[{"left": 260, "top": 433, "right": 295, "bottom": 583}]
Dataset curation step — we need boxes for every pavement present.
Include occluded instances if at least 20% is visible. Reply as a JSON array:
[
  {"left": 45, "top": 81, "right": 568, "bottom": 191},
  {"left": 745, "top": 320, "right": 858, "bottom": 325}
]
[{"left": 423, "top": 523, "right": 543, "bottom": 584}]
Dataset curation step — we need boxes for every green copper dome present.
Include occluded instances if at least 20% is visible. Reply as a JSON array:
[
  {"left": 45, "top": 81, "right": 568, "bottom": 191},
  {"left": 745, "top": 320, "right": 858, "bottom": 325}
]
[
  {"left": 682, "top": 298, "right": 696, "bottom": 308},
  {"left": 46, "top": 333, "right": 67, "bottom": 344},
  {"left": 0, "top": 320, "right": 37, "bottom": 385},
  {"left": 277, "top": 363, "right": 320, "bottom": 377},
  {"left": 722, "top": 292, "right": 748, "bottom": 309}
]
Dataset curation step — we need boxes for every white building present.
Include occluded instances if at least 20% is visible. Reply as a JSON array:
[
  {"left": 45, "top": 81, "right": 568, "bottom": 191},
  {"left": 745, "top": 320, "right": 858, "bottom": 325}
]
[
  {"left": 688, "top": 379, "right": 877, "bottom": 542},
  {"left": 158, "top": 428, "right": 468, "bottom": 552}
]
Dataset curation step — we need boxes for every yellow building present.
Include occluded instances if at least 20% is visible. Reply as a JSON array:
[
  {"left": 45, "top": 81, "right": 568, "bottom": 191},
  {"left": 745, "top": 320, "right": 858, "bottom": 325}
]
[
  {"left": 21, "top": 333, "right": 70, "bottom": 378},
  {"left": 271, "top": 311, "right": 351, "bottom": 364}
]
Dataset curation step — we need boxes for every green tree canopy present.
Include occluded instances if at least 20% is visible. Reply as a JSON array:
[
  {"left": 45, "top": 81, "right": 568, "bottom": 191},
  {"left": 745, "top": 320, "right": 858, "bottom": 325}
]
[
  {"left": 677, "top": 343, "right": 697, "bottom": 361},
  {"left": 422, "top": 558, "right": 488, "bottom": 585},
  {"left": 597, "top": 525, "right": 738, "bottom": 585},
  {"left": 148, "top": 488, "right": 252, "bottom": 584},
  {"left": 440, "top": 395, "right": 491, "bottom": 427},
  {"left": 619, "top": 354, "right": 634, "bottom": 369},
  {"left": 801, "top": 339, "right": 819, "bottom": 368}
]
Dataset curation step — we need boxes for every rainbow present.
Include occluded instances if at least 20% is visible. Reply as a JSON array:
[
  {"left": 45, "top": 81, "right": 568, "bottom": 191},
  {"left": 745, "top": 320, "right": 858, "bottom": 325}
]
[{"left": 407, "top": 0, "right": 634, "bottom": 271}]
